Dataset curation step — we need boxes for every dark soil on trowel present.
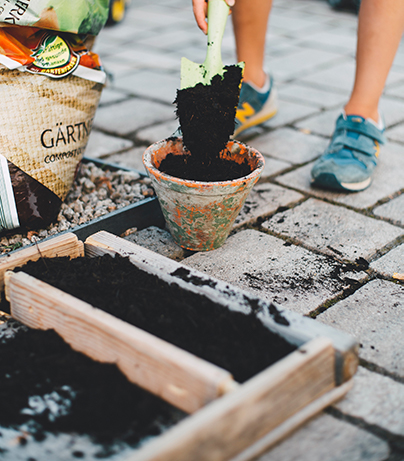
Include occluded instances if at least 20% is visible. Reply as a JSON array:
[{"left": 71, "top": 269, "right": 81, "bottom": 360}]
[{"left": 161, "top": 65, "right": 249, "bottom": 182}]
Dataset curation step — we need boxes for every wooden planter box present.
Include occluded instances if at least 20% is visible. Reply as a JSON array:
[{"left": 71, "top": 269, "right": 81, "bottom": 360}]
[{"left": 1, "top": 231, "right": 358, "bottom": 461}]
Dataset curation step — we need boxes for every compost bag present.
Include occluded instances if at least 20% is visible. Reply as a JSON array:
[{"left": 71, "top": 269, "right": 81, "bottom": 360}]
[{"left": 0, "top": 26, "right": 106, "bottom": 231}]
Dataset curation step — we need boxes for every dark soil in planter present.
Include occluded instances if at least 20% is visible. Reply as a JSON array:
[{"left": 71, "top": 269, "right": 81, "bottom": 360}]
[
  {"left": 0, "top": 322, "right": 185, "bottom": 450},
  {"left": 13, "top": 254, "right": 297, "bottom": 384},
  {"left": 166, "top": 65, "right": 247, "bottom": 182}
]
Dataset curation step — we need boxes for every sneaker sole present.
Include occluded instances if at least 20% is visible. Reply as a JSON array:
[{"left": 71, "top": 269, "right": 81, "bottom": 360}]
[
  {"left": 233, "top": 88, "right": 278, "bottom": 138},
  {"left": 311, "top": 173, "right": 372, "bottom": 192}
]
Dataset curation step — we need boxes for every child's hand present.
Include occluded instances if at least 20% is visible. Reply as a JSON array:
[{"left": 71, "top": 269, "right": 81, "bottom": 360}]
[{"left": 192, "top": 0, "right": 235, "bottom": 34}]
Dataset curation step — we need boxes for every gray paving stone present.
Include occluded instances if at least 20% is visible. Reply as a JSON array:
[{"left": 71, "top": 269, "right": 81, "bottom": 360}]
[
  {"left": 370, "top": 243, "right": 404, "bottom": 278},
  {"left": 334, "top": 366, "right": 404, "bottom": 436},
  {"left": 317, "top": 279, "right": 404, "bottom": 376},
  {"left": 385, "top": 82, "right": 404, "bottom": 100},
  {"left": 124, "top": 226, "right": 187, "bottom": 261},
  {"left": 386, "top": 122, "right": 404, "bottom": 144},
  {"left": 379, "top": 96, "right": 404, "bottom": 127},
  {"left": 106, "top": 48, "right": 180, "bottom": 71},
  {"left": 260, "top": 156, "right": 292, "bottom": 179},
  {"left": 373, "top": 194, "right": 404, "bottom": 226},
  {"left": 85, "top": 131, "right": 133, "bottom": 159},
  {"left": 268, "top": 12, "right": 323, "bottom": 33},
  {"left": 270, "top": 48, "right": 347, "bottom": 81},
  {"left": 248, "top": 128, "right": 329, "bottom": 164},
  {"left": 233, "top": 183, "right": 304, "bottom": 228},
  {"left": 262, "top": 199, "right": 404, "bottom": 260},
  {"left": 294, "top": 108, "right": 342, "bottom": 137},
  {"left": 262, "top": 100, "right": 319, "bottom": 128},
  {"left": 301, "top": 60, "right": 404, "bottom": 94},
  {"left": 295, "top": 29, "right": 357, "bottom": 54},
  {"left": 93, "top": 99, "right": 175, "bottom": 136},
  {"left": 278, "top": 83, "right": 347, "bottom": 109},
  {"left": 257, "top": 413, "right": 389, "bottom": 461},
  {"left": 98, "top": 87, "right": 128, "bottom": 106},
  {"left": 183, "top": 229, "right": 368, "bottom": 315},
  {"left": 275, "top": 142, "right": 404, "bottom": 209},
  {"left": 112, "top": 70, "right": 180, "bottom": 104},
  {"left": 104, "top": 146, "right": 147, "bottom": 173},
  {"left": 136, "top": 120, "right": 181, "bottom": 144}
]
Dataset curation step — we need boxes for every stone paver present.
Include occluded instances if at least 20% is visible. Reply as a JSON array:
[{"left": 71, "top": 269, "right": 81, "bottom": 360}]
[
  {"left": 259, "top": 156, "right": 292, "bottom": 179},
  {"left": 334, "top": 366, "right": 404, "bottom": 436},
  {"left": 295, "top": 108, "right": 342, "bottom": 137},
  {"left": 136, "top": 119, "right": 180, "bottom": 144},
  {"left": 278, "top": 82, "right": 347, "bottom": 109},
  {"left": 183, "top": 229, "right": 368, "bottom": 315},
  {"left": 94, "top": 98, "right": 175, "bottom": 135},
  {"left": 256, "top": 413, "right": 389, "bottom": 461},
  {"left": 248, "top": 128, "right": 329, "bottom": 164},
  {"left": 373, "top": 193, "right": 404, "bottom": 226},
  {"left": 233, "top": 183, "right": 304, "bottom": 228},
  {"left": 261, "top": 99, "right": 319, "bottom": 129},
  {"left": 103, "top": 146, "right": 147, "bottom": 173},
  {"left": 262, "top": 198, "right": 404, "bottom": 260},
  {"left": 317, "top": 279, "right": 404, "bottom": 376},
  {"left": 112, "top": 70, "right": 180, "bottom": 104},
  {"left": 124, "top": 226, "right": 187, "bottom": 261},
  {"left": 85, "top": 131, "right": 133, "bottom": 159},
  {"left": 370, "top": 243, "right": 404, "bottom": 278}
]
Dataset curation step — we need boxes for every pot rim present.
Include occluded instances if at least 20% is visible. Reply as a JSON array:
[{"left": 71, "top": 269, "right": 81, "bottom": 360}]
[{"left": 142, "top": 137, "right": 265, "bottom": 187}]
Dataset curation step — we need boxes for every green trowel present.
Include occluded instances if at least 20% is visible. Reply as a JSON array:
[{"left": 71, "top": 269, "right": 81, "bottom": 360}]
[{"left": 180, "top": 0, "right": 244, "bottom": 90}]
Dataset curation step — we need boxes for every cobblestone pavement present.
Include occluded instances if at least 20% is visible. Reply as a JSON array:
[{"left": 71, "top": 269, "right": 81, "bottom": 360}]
[{"left": 87, "top": 0, "right": 404, "bottom": 459}]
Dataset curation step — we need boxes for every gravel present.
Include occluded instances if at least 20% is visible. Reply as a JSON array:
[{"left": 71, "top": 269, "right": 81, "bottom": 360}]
[{"left": 0, "top": 161, "right": 155, "bottom": 256}]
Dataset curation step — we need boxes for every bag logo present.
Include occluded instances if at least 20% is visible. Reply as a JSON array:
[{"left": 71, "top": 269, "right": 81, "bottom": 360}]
[{"left": 26, "top": 34, "right": 80, "bottom": 78}]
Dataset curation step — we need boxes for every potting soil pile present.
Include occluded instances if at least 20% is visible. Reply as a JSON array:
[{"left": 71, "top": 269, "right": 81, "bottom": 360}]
[
  {"left": 0, "top": 317, "right": 185, "bottom": 453},
  {"left": 12, "top": 254, "right": 297, "bottom": 383},
  {"left": 164, "top": 65, "right": 248, "bottom": 182},
  {"left": 0, "top": 2, "right": 108, "bottom": 233}
]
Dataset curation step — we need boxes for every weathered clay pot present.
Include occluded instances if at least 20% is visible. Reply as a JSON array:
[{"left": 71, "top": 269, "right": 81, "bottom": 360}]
[{"left": 143, "top": 137, "right": 264, "bottom": 251}]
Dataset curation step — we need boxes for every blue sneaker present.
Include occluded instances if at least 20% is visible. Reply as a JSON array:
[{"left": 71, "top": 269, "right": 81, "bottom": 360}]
[
  {"left": 233, "top": 74, "right": 278, "bottom": 138},
  {"left": 311, "top": 114, "right": 386, "bottom": 192}
]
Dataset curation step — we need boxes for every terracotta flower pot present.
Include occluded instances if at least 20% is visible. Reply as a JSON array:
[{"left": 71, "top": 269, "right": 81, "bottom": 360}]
[{"left": 143, "top": 137, "right": 265, "bottom": 251}]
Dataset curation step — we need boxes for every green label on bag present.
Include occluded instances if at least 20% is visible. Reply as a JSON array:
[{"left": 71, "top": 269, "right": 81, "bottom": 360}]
[{"left": 27, "top": 34, "right": 79, "bottom": 78}]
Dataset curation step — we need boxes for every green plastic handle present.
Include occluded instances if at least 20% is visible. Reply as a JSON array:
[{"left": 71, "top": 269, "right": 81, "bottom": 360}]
[{"left": 203, "top": 0, "right": 230, "bottom": 81}]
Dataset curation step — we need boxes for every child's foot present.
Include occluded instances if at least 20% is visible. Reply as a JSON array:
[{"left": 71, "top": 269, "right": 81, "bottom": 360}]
[
  {"left": 311, "top": 113, "right": 386, "bottom": 192},
  {"left": 233, "top": 74, "right": 278, "bottom": 138}
]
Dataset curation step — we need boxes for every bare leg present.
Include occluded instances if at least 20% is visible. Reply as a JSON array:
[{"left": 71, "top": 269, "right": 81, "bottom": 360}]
[
  {"left": 231, "top": 0, "right": 272, "bottom": 88},
  {"left": 345, "top": 0, "right": 404, "bottom": 122}
]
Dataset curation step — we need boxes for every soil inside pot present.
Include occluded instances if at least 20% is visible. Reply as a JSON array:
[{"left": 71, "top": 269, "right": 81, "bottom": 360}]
[
  {"left": 168, "top": 65, "right": 246, "bottom": 182},
  {"left": 0, "top": 321, "right": 185, "bottom": 450},
  {"left": 158, "top": 150, "right": 252, "bottom": 182},
  {"left": 13, "top": 254, "right": 297, "bottom": 384}
]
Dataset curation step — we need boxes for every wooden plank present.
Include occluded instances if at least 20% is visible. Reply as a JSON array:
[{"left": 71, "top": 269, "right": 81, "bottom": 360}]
[
  {"left": 0, "top": 232, "right": 84, "bottom": 299},
  {"left": 230, "top": 379, "right": 353, "bottom": 461},
  {"left": 6, "top": 271, "right": 237, "bottom": 414},
  {"left": 131, "top": 337, "right": 336, "bottom": 461},
  {"left": 85, "top": 231, "right": 358, "bottom": 384}
]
